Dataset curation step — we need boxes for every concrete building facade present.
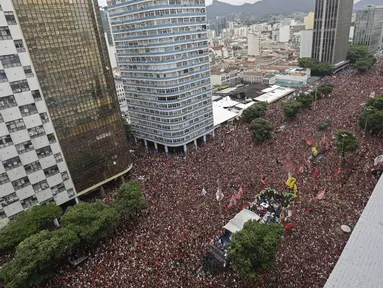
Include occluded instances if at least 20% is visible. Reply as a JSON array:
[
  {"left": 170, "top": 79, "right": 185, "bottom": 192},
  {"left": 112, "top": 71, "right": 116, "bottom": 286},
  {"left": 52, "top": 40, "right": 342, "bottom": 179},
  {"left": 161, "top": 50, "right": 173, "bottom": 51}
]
[
  {"left": 108, "top": 0, "right": 214, "bottom": 154},
  {"left": 312, "top": 0, "right": 353, "bottom": 64},
  {"left": 100, "top": 6, "right": 114, "bottom": 46},
  {"left": 279, "top": 25, "right": 291, "bottom": 43},
  {"left": 248, "top": 33, "right": 261, "bottom": 56},
  {"left": 305, "top": 12, "right": 315, "bottom": 30},
  {"left": 0, "top": 0, "right": 77, "bottom": 227},
  {"left": 300, "top": 29, "right": 314, "bottom": 57},
  {"left": 353, "top": 6, "right": 383, "bottom": 53}
]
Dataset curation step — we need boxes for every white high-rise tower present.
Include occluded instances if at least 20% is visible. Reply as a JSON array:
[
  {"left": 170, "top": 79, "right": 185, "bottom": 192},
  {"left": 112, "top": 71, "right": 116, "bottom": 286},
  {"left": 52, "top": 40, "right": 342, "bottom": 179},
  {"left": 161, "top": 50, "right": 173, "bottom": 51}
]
[{"left": 107, "top": 0, "right": 214, "bottom": 154}]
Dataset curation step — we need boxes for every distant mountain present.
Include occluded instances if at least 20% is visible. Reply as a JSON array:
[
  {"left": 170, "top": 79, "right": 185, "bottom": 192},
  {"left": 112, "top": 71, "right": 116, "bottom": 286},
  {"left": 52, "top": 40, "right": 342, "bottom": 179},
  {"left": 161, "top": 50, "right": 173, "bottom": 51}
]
[
  {"left": 206, "top": 0, "right": 315, "bottom": 20},
  {"left": 353, "top": 0, "right": 383, "bottom": 9}
]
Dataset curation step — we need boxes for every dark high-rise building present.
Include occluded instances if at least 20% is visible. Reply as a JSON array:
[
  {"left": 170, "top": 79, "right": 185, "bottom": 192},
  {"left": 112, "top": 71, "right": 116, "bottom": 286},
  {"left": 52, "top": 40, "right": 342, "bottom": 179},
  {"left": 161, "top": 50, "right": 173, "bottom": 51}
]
[
  {"left": 12, "top": 0, "right": 131, "bottom": 194},
  {"left": 312, "top": 0, "right": 353, "bottom": 64}
]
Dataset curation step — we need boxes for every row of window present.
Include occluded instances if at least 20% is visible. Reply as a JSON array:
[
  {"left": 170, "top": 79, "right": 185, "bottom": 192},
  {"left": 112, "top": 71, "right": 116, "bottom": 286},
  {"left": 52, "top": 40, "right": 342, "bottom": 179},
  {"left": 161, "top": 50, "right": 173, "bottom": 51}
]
[
  {"left": 116, "top": 25, "right": 206, "bottom": 40},
  {"left": 118, "top": 40, "right": 207, "bottom": 55},
  {"left": 119, "top": 49, "right": 207, "bottom": 63}
]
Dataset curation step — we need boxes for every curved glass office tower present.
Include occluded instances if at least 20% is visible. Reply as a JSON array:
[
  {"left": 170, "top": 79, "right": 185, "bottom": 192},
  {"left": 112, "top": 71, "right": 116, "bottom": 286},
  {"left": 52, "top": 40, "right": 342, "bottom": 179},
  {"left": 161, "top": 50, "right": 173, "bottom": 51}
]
[{"left": 108, "top": 0, "right": 214, "bottom": 153}]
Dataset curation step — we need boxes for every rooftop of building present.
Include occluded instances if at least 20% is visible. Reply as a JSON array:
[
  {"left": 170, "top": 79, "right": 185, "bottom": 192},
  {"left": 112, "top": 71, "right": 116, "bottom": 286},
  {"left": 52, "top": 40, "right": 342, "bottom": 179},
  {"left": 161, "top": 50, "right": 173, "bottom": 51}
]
[{"left": 325, "top": 176, "right": 383, "bottom": 288}]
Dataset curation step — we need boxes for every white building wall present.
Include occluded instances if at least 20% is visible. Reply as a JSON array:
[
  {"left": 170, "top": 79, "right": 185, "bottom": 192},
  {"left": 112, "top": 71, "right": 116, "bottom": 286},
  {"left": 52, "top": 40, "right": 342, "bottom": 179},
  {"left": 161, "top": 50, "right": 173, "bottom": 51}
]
[
  {"left": 0, "top": 0, "right": 76, "bottom": 228},
  {"left": 248, "top": 33, "right": 261, "bottom": 56},
  {"left": 108, "top": 0, "right": 214, "bottom": 147},
  {"left": 300, "top": 30, "right": 313, "bottom": 58},
  {"left": 279, "top": 26, "right": 291, "bottom": 43}
]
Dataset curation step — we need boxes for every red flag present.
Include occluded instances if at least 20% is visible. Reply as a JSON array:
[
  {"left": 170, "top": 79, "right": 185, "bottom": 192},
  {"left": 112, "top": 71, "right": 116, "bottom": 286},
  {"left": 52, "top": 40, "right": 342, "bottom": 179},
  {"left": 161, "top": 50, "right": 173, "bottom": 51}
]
[
  {"left": 284, "top": 223, "right": 296, "bottom": 231},
  {"left": 296, "top": 163, "right": 305, "bottom": 174},
  {"left": 305, "top": 139, "right": 313, "bottom": 146},
  {"left": 261, "top": 175, "right": 267, "bottom": 185},
  {"left": 313, "top": 167, "right": 319, "bottom": 177},
  {"left": 236, "top": 185, "right": 244, "bottom": 200}
]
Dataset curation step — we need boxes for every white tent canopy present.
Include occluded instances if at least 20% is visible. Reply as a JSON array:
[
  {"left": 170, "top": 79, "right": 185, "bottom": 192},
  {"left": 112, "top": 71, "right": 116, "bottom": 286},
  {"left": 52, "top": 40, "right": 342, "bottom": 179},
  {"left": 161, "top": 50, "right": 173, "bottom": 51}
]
[{"left": 223, "top": 209, "right": 261, "bottom": 233}]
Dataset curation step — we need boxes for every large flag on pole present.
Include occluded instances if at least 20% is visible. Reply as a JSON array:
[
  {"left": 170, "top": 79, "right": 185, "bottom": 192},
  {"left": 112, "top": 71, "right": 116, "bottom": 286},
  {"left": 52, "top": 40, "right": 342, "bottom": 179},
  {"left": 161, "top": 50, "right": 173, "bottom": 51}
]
[{"left": 236, "top": 185, "right": 244, "bottom": 200}]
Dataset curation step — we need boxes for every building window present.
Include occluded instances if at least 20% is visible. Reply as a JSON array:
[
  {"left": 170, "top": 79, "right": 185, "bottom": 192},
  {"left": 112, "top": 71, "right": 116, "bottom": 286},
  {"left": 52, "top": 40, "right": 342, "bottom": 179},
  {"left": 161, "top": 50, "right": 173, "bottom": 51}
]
[
  {"left": 0, "top": 193, "right": 19, "bottom": 207},
  {"left": 0, "top": 211, "right": 6, "bottom": 220},
  {"left": 28, "top": 125, "right": 45, "bottom": 138},
  {"left": 0, "top": 134, "right": 13, "bottom": 148},
  {"left": 32, "top": 90, "right": 42, "bottom": 102},
  {"left": 10, "top": 80, "right": 29, "bottom": 93},
  {"left": 6, "top": 119, "right": 26, "bottom": 133},
  {"left": 0, "top": 173, "right": 10, "bottom": 185},
  {"left": 0, "top": 70, "right": 7, "bottom": 83},
  {"left": 0, "top": 27, "right": 12, "bottom": 40},
  {"left": 36, "top": 146, "right": 52, "bottom": 159},
  {"left": 0, "top": 95, "right": 17, "bottom": 110},
  {"left": 3, "top": 156, "right": 22, "bottom": 171},
  {"left": 14, "top": 40, "right": 25, "bottom": 53},
  {"left": 51, "top": 183, "right": 65, "bottom": 196},
  {"left": 54, "top": 152, "right": 63, "bottom": 163},
  {"left": 0, "top": 113, "right": 3, "bottom": 123},
  {"left": 40, "top": 112, "right": 49, "bottom": 123},
  {"left": 20, "top": 195, "right": 38, "bottom": 209},
  {"left": 15, "top": 140, "right": 33, "bottom": 154},
  {"left": 32, "top": 180, "right": 49, "bottom": 192},
  {"left": 12, "top": 176, "right": 30, "bottom": 190},
  {"left": 0, "top": 55, "right": 21, "bottom": 68},
  {"left": 23, "top": 66, "right": 33, "bottom": 77},
  {"left": 4, "top": 12, "right": 17, "bottom": 25},
  {"left": 19, "top": 103, "right": 38, "bottom": 117},
  {"left": 67, "top": 188, "right": 75, "bottom": 198},
  {"left": 24, "top": 160, "right": 42, "bottom": 174},
  {"left": 61, "top": 171, "right": 69, "bottom": 181},
  {"left": 43, "top": 165, "right": 59, "bottom": 178},
  {"left": 47, "top": 133, "right": 56, "bottom": 144}
]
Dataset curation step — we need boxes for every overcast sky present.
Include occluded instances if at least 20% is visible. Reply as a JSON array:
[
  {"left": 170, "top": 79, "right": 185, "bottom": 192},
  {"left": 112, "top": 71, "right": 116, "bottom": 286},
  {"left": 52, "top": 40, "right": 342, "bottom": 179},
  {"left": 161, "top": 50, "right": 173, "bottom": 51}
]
[{"left": 98, "top": 0, "right": 361, "bottom": 7}]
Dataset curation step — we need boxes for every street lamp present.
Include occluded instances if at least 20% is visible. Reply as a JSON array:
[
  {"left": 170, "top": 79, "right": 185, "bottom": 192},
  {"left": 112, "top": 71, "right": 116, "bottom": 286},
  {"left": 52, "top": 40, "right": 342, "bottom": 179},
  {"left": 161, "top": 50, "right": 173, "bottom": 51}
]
[{"left": 363, "top": 108, "right": 372, "bottom": 137}]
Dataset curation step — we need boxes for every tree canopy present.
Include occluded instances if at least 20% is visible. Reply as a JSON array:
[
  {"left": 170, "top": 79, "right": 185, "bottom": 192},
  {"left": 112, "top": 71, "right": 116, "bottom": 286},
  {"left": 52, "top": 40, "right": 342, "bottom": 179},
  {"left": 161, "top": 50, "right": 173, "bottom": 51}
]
[
  {"left": 241, "top": 102, "right": 268, "bottom": 123},
  {"left": 61, "top": 202, "right": 120, "bottom": 246},
  {"left": 0, "top": 228, "right": 79, "bottom": 288},
  {"left": 298, "top": 57, "right": 333, "bottom": 76},
  {"left": 229, "top": 221, "right": 284, "bottom": 278},
  {"left": 335, "top": 130, "right": 358, "bottom": 159},
  {"left": 295, "top": 93, "right": 314, "bottom": 109},
  {"left": 358, "top": 95, "right": 383, "bottom": 136},
  {"left": 251, "top": 118, "right": 273, "bottom": 142},
  {"left": 114, "top": 180, "right": 147, "bottom": 220},
  {"left": 347, "top": 45, "right": 376, "bottom": 72},
  {"left": 0, "top": 204, "right": 62, "bottom": 251},
  {"left": 282, "top": 101, "right": 302, "bottom": 118}
]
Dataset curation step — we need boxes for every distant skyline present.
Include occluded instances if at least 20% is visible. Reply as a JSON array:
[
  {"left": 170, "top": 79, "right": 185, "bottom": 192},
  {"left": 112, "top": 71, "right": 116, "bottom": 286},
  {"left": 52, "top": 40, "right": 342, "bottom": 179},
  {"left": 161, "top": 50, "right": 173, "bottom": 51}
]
[{"left": 98, "top": 0, "right": 360, "bottom": 7}]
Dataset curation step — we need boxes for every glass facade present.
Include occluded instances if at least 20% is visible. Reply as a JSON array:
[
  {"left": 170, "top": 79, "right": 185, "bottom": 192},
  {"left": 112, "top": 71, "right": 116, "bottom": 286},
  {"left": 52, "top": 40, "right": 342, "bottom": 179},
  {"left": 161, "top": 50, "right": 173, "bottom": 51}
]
[{"left": 12, "top": 0, "right": 131, "bottom": 193}]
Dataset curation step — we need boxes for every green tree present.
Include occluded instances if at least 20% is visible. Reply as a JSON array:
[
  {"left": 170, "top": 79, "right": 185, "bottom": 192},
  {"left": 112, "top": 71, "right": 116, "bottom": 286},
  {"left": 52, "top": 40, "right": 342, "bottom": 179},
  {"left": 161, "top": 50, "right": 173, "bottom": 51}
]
[
  {"left": 241, "top": 102, "right": 268, "bottom": 123},
  {"left": 228, "top": 221, "right": 284, "bottom": 278},
  {"left": 114, "top": 181, "right": 147, "bottom": 220},
  {"left": 61, "top": 202, "right": 119, "bottom": 246},
  {"left": 282, "top": 101, "right": 302, "bottom": 118},
  {"left": 0, "top": 204, "right": 62, "bottom": 251},
  {"left": 295, "top": 93, "right": 314, "bottom": 109},
  {"left": 251, "top": 118, "right": 273, "bottom": 142},
  {"left": 312, "top": 62, "right": 333, "bottom": 76},
  {"left": 336, "top": 130, "right": 358, "bottom": 159},
  {"left": 317, "top": 119, "right": 332, "bottom": 131},
  {"left": 354, "top": 59, "right": 370, "bottom": 72},
  {"left": 347, "top": 45, "right": 369, "bottom": 63},
  {"left": 358, "top": 95, "right": 383, "bottom": 136},
  {"left": 0, "top": 228, "right": 79, "bottom": 288},
  {"left": 317, "top": 83, "right": 334, "bottom": 96},
  {"left": 298, "top": 57, "right": 316, "bottom": 68}
]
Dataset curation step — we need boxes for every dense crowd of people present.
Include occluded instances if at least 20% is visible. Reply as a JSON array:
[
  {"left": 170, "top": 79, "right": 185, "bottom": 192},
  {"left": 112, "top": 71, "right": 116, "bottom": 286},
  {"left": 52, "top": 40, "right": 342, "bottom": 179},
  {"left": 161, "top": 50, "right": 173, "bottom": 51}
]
[{"left": 43, "top": 60, "right": 383, "bottom": 288}]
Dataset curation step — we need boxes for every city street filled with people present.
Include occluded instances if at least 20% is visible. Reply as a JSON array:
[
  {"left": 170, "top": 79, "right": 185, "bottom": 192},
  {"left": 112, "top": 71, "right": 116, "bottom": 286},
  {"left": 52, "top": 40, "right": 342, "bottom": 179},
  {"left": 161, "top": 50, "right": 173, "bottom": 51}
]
[{"left": 44, "top": 61, "right": 383, "bottom": 288}]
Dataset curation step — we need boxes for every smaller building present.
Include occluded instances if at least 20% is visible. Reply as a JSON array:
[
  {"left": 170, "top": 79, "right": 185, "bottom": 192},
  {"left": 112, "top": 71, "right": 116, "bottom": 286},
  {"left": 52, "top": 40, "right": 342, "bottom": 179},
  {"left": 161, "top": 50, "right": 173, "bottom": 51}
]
[
  {"left": 300, "top": 30, "right": 313, "bottom": 58},
  {"left": 274, "top": 67, "right": 311, "bottom": 87},
  {"left": 248, "top": 33, "right": 261, "bottom": 57},
  {"left": 211, "top": 68, "right": 241, "bottom": 87},
  {"left": 242, "top": 71, "right": 264, "bottom": 84},
  {"left": 254, "top": 85, "right": 295, "bottom": 103}
]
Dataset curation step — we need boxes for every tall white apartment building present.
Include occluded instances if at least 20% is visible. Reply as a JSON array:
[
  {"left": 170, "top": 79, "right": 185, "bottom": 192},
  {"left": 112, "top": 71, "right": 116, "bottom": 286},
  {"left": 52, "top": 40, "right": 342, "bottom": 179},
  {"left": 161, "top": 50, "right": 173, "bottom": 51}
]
[
  {"left": 300, "top": 30, "right": 313, "bottom": 58},
  {"left": 0, "top": 1, "right": 75, "bottom": 228},
  {"left": 353, "top": 6, "right": 383, "bottom": 53},
  {"left": 248, "top": 33, "right": 261, "bottom": 56},
  {"left": 107, "top": 0, "right": 214, "bottom": 154}
]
